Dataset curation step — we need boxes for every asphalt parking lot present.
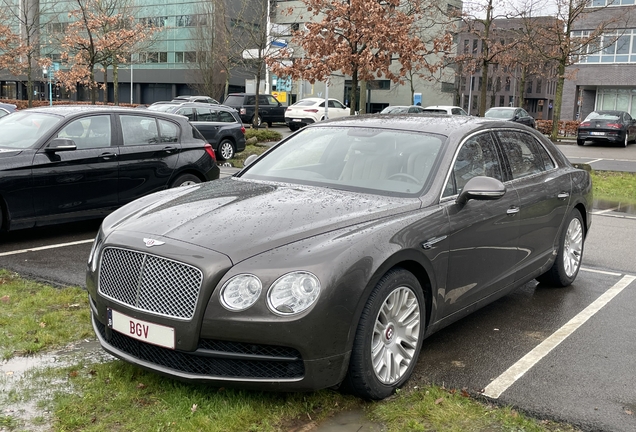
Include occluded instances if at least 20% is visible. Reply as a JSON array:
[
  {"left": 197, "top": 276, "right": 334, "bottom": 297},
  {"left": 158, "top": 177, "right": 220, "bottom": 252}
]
[{"left": 1, "top": 133, "right": 635, "bottom": 431}]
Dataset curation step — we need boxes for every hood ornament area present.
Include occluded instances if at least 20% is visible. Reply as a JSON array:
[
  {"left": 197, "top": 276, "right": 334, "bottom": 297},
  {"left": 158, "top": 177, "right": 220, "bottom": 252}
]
[{"left": 143, "top": 238, "right": 165, "bottom": 247}]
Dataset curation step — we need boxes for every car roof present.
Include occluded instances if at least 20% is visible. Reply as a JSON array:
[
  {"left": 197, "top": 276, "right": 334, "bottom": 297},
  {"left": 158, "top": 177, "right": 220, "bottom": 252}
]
[
  {"left": 423, "top": 105, "right": 462, "bottom": 109},
  {"left": 21, "top": 105, "right": 190, "bottom": 120},
  {"left": 151, "top": 101, "right": 235, "bottom": 110},
  {"left": 312, "top": 113, "right": 530, "bottom": 139}
]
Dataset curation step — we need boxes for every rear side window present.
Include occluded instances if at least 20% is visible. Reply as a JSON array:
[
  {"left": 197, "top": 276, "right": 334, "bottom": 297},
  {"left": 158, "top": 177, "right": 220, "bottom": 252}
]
[
  {"left": 495, "top": 130, "right": 554, "bottom": 179},
  {"left": 196, "top": 108, "right": 213, "bottom": 121},
  {"left": 176, "top": 108, "right": 195, "bottom": 121},
  {"left": 158, "top": 119, "right": 179, "bottom": 143},
  {"left": 224, "top": 95, "right": 244, "bottom": 105},
  {"left": 120, "top": 115, "right": 160, "bottom": 145},
  {"left": 217, "top": 111, "right": 236, "bottom": 123}
]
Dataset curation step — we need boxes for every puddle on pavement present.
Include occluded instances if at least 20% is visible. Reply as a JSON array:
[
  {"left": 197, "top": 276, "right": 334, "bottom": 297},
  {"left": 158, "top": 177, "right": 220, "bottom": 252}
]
[
  {"left": 1, "top": 339, "right": 113, "bottom": 431},
  {"left": 593, "top": 198, "right": 636, "bottom": 215}
]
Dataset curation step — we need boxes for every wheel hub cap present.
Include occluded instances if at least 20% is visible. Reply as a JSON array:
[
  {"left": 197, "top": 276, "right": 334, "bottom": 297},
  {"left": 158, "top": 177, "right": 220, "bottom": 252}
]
[{"left": 563, "top": 217, "right": 583, "bottom": 277}]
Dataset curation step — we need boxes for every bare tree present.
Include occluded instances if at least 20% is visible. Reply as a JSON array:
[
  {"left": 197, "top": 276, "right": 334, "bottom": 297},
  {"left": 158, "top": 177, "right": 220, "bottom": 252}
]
[
  {"left": 1, "top": 0, "right": 59, "bottom": 107},
  {"left": 516, "top": 0, "right": 625, "bottom": 139}
]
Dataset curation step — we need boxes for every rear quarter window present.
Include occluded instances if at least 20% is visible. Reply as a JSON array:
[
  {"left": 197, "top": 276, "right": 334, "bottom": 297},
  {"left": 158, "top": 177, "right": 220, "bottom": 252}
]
[{"left": 224, "top": 96, "right": 244, "bottom": 105}]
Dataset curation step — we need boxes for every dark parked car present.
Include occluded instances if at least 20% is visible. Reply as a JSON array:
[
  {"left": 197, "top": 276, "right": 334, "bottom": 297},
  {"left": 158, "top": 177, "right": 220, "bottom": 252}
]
[
  {"left": 171, "top": 95, "right": 219, "bottom": 105},
  {"left": 0, "top": 105, "right": 219, "bottom": 231},
  {"left": 147, "top": 102, "right": 246, "bottom": 160},
  {"left": 223, "top": 93, "right": 286, "bottom": 127},
  {"left": 88, "top": 115, "right": 591, "bottom": 400},
  {"left": 0, "top": 102, "right": 17, "bottom": 118},
  {"left": 485, "top": 107, "right": 536, "bottom": 128},
  {"left": 576, "top": 110, "right": 636, "bottom": 147}
]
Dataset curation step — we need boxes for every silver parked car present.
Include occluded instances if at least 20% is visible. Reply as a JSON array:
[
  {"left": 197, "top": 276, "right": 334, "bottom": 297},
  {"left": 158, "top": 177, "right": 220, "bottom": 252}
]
[{"left": 88, "top": 115, "right": 591, "bottom": 400}]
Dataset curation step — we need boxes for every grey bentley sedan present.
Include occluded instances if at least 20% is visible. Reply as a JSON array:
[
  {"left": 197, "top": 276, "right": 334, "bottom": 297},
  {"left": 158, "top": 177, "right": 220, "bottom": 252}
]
[{"left": 87, "top": 115, "right": 592, "bottom": 400}]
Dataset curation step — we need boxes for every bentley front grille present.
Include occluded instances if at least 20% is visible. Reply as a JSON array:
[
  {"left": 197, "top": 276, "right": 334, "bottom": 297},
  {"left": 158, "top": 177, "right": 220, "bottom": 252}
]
[{"left": 98, "top": 247, "right": 203, "bottom": 320}]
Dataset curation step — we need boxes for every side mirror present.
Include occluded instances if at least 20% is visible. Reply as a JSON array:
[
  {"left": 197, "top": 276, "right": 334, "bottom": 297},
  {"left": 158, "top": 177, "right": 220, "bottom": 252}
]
[
  {"left": 456, "top": 176, "right": 506, "bottom": 206},
  {"left": 45, "top": 138, "right": 77, "bottom": 152},
  {"left": 244, "top": 154, "right": 258, "bottom": 167}
]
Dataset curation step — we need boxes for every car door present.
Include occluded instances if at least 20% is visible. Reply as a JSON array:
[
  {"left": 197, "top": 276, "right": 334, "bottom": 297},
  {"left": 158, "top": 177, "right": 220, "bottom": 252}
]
[
  {"left": 188, "top": 107, "right": 222, "bottom": 146},
  {"left": 328, "top": 99, "right": 350, "bottom": 118},
  {"left": 116, "top": 114, "right": 182, "bottom": 206},
  {"left": 493, "top": 129, "right": 570, "bottom": 282},
  {"left": 30, "top": 114, "right": 119, "bottom": 221},
  {"left": 623, "top": 112, "right": 636, "bottom": 137},
  {"left": 265, "top": 95, "right": 286, "bottom": 122},
  {"left": 440, "top": 131, "right": 520, "bottom": 316}
]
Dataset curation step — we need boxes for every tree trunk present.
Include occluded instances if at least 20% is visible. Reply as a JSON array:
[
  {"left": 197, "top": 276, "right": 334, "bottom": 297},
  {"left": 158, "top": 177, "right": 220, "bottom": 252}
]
[
  {"left": 253, "top": 62, "right": 262, "bottom": 129},
  {"left": 349, "top": 70, "right": 358, "bottom": 116},
  {"left": 90, "top": 68, "right": 97, "bottom": 104},
  {"left": 479, "top": 60, "right": 488, "bottom": 116},
  {"left": 113, "top": 63, "right": 119, "bottom": 106},
  {"left": 550, "top": 60, "right": 567, "bottom": 140},
  {"left": 359, "top": 80, "right": 367, "bottom": 114},
  {"left": 27, "top": 60, "right": 34, "bottom": 108}
]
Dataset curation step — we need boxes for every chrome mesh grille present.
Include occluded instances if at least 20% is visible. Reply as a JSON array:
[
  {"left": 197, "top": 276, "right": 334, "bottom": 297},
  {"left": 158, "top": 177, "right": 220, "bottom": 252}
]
[{"left": 98, "top": 247, "right": 203, "bottom": 319}]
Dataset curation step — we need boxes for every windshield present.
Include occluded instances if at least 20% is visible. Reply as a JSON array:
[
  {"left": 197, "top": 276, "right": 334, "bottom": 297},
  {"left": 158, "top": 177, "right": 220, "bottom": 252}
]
[
  {"left": 485, "top": 109, "right": 513, "bottom": 119},
  {"left": 147, "top": 104, "right": 178, "bottom": 113},
  {"left": 293, "top": 100, "right": 319, "bottom": 107},
  {"left": 240, "top": 126, "right": 445, "bottom": 196},
  {"left": 381, "top": 107, "right": 408, "bottom": 114},
  {"left": 0, "top": 111, "right": 61, "bottom": 149},
  {"left": 584, "top": 111, "right": 620, "bottom": 121}
]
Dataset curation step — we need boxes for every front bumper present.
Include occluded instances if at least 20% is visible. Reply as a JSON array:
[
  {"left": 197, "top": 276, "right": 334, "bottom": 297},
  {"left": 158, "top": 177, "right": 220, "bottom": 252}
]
[{"left": 91, "top": 307, "right": 349, "bottom": 391}]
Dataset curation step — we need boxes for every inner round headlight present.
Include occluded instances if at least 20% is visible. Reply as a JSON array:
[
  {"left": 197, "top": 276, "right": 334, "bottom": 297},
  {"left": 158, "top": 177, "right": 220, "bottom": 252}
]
[
  {"left": 220, "top": 274, "right": 262, "bottom": 311},
  {"left": 267, "top": 271, "right": 321, "bottom": 315}
]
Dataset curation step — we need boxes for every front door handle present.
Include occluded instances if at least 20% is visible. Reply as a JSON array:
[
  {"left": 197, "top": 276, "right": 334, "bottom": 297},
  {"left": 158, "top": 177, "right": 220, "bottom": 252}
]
[
  {"left": 162, "top": 146, "right": 177, "bottom": 153},
  {"left": 100, "top": 152, "right": 117, "bottom": 160},
  {"left": 557, "top": 192, "right": 570, "bottom": 200},
  {"left": 507, "top": 206, "right": 520, "bottom": 216}
]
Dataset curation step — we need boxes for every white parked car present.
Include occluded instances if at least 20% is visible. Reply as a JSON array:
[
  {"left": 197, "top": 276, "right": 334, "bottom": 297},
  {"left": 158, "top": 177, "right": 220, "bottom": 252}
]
[
  {"left": 285, "top": 97, "right": 350, "bottom": 131},
  {"left": 423, "top": 105, "right": 469, "bottom": 116}
]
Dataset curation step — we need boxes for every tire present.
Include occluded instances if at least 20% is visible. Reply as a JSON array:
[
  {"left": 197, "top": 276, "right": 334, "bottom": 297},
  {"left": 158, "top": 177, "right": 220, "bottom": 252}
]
[
  {"left": 577, "top": 139, "right": 585, "bottom": 146},
  {"left": 267, "top": 121, "right": 273, "bottom": 127},
  {"left": 170, "top": 174, "right": 200, "bottom": 188},
  {"left": 623, "top": 132, "right": 629, "bottom": 147},
  {"left": 289, "top": 124, "right": 300, "bottom": 132},
  {"left": 536, "top": 209, "right": 584, "bottom": 287},
  {"left": 217, "top": 139, "right": 235, "bottom": 161},
  {"left": 252, "top": 115, "right": 262, "bottom": 128},
  {"left": 341, "top": 268, "right": 425, "bottom": 400}
]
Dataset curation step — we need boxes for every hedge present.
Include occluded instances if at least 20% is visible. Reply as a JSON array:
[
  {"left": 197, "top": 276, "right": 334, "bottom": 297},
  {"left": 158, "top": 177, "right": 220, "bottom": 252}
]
[{"left": 536, "top": 120, "right": 580, "bottom": 137}]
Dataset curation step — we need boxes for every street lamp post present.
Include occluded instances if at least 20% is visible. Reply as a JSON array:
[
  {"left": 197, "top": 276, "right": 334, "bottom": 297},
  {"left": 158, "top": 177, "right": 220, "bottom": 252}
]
[{"left": 42, "top": 66, "right": 52, "bottom": 106}]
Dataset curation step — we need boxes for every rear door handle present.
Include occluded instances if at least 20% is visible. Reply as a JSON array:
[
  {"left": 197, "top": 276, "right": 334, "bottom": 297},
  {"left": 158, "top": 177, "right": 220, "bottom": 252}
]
[
  {"left": 100, "top": 152, "right": 117, "bottom": 160},
  {"left": 507, "top": 206, "right": 520, "bottom": 215},
  {"left": 557, "top": 192, "right": 570, "bottom": 200},
  {"left": 162, "top": 146, "right": 177, "bottom": 153}
]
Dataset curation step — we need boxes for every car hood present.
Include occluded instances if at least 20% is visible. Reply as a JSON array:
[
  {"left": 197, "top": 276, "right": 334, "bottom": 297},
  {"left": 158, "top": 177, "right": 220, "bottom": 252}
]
[{"left": 104, "top": 178, "right": 422, "bottom": 263}]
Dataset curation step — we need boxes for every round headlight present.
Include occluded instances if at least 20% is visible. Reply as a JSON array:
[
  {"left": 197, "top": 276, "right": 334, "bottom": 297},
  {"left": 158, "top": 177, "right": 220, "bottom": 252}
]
[
  {"left": 267, "top": 271, "right": 321, "bottom": 315},
  {"left": 220, "top": 274, "right": 262, "bottom": 311}
]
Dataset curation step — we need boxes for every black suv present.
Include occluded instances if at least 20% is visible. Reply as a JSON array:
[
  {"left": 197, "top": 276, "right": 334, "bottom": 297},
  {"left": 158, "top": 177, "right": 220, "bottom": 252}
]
[
  {"left": 147, "top": 102, "right": 246, "bottom": 160},
  {"left": 223, "top": 93, "right": 286, "bottom": 127}
]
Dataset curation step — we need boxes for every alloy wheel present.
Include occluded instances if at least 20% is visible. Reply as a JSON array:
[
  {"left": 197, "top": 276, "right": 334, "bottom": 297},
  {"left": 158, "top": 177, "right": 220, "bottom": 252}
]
[
  {"left": 563, "top": 217, "right": 583, "bottom": 278},
  {"left": 371, "top": 286, "right": 421, "bottom": 385}
]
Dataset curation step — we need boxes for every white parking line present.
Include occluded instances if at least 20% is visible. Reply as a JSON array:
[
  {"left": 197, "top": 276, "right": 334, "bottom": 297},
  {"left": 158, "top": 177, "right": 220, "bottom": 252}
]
[
  {"left": 0, "top": 239, "right": 94, "bottom": 257},
  {"left": 483, "top": 274, "right": 636, "bottom": 399}
]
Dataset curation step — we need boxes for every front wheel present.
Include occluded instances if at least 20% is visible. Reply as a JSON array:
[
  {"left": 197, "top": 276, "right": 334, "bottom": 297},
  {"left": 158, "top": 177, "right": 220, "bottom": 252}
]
[
  {"left": 217, "top": 139, "right": 235, "bottom": 161},
  {"left": 170, "top": 174, "right": 200, "bottom": 188},
  {"left": 577, "top": 139, "right": 585, "bottom": 146},
  {"left": 341, "top": 268, "right": 425, "bottom": 400},
  {"left": 536, "top": 208, "right": 584, "bottom": 287}
]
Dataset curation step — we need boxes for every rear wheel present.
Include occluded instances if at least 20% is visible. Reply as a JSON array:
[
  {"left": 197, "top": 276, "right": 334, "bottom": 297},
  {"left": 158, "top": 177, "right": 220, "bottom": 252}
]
[
  {"left": 577, "top": 139, "right": 585, "bottom": 146},
  {"left": 341, "top": 268, "right": 425, "bottom": 400},
  {"left": 623, "top": 132, "right": 629, "bottom": 147},
  {"left": 289, "top": 124, "right": 300, "bottom": 132},
  {"left": 217, "top": 139, "right": 235, "bottom": 161},
  {"left": 536, "top": 209, "right": 584, "bottom": 287},
  {"left": 251, "top": 115, "right": 262, "bottom": 128},
  {"left": 170, "top": 174, "right": 200, "bottom": 188}
]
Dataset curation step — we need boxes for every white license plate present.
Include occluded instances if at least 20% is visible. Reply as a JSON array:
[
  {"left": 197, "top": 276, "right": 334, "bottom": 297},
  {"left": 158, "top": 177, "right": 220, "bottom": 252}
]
[
  {"left": 590, "top": 131, "right": 606, "bottom": 136},
  {"left": 108, "top": 308, "right": 175, "bottom": 349},
  {"left": 293, "top": 119, "right": 301, "bottom": 122}
]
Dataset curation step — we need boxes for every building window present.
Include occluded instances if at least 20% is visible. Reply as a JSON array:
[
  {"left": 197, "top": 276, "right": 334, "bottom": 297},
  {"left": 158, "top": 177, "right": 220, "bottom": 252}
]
[
  {"left": 176, "top": 14, "right": 207, "bottom": 27},
  {"left": 140, "top": 52, "right": 168, "bottom": 63},
  {"left": 573, "top": 29, "right": 636, "bottom": 63},
  {"left": 505, "top": 77, "right": 511, "bottom": 91},
  {"left": 587, "top": 0, "right": 635, "bottom": 6},
  {"left": 499, "top": 95, "right": 504, "bottom": 106},
  {"left": 536, "top": 79, "right": 542, "bottom": 93},
  {"left": 140, "top": 16, "right": 167, "bottom": 28},
  {"left": 527, "top": 80, "right": 533, "bottom": 94},
  {"left": 175, "top": 52, "right": 197, "bottom": 63},
  {"left": 472, "top": 39, "right": 478, "bottom": 54}
]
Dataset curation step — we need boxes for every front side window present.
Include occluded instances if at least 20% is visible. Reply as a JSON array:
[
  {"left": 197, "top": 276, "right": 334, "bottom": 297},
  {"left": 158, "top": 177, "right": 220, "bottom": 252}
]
[
  {"left": 443, "top": 132, "right": 503, "bottom": 197},
  {"left": 57, "top": 115, "right": 111, "bottom": 149}
]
